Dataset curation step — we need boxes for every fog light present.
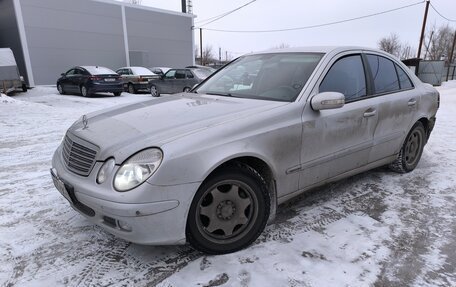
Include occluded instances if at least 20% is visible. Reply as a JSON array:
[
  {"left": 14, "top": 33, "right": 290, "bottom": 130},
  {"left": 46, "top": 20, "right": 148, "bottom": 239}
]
[{"left": 117, "top": 220, "right": 132, "bottom": 232}]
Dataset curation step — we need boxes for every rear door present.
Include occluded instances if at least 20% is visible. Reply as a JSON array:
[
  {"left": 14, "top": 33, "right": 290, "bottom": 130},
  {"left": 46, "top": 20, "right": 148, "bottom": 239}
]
[
  {"left": 299, "top": 52, "right": 379, "bottom": 188},
  {"left": 364, "top": 53, "right": 417, "bottom": 162}
]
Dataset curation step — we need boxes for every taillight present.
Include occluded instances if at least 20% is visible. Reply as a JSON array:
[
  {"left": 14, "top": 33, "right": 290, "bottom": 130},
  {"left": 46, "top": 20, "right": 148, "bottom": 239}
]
[{"left": 89, "top": 76, "right": 101, "bottom": 81}]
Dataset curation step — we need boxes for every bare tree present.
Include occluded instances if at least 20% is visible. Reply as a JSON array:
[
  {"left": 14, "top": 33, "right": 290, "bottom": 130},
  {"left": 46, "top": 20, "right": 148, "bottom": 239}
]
[
  {"left": 425, "top": 24, "right": 455, "bottom": 63},
  {"left": 400, "top": 43, "right": 415, "bottom": 60},
  {"left": 202, "top": 45, "right": 214, "bottom": 65},
  {"left": 272, "top": 43, "right": 290, "bottom": 49},
  {"left": 378, "top": 33, "right": 401, "bottom": 58}
]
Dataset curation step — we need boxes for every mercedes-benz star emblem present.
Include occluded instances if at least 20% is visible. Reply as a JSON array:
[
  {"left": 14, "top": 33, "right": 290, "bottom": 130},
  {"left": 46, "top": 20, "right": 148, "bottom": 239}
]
[{"left": 82, "top": 115, "right": 89, "bottom": 130}]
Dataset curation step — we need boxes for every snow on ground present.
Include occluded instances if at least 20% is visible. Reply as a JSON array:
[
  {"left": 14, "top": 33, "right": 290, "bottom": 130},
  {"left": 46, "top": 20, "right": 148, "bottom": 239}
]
[{"left": 1, "top": 84, "right": 456, "bottom": 286}]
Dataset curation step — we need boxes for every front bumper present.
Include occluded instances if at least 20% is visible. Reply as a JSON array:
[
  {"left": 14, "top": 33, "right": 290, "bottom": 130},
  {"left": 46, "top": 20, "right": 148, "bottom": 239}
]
[{"left": 51, "top": 147, "right": 200, "bottom": 245}]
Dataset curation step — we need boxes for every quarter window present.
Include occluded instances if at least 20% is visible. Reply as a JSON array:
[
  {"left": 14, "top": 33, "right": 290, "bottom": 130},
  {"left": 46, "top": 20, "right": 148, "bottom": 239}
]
[
  {"left": 395, "top": 64, "right": 413, "bottom": 90},
  {"left": 366, "top": 55, "right": 400, "bottom": 94},
  {"left": 320, "top": 55, "right": 366, "bottom": 102}
]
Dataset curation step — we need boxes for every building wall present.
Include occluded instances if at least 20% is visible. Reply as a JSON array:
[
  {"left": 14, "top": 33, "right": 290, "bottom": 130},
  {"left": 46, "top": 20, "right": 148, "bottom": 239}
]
[
  {"left": 0, "top": 0, "right": 28, "bottom": 84},
  {"left": 2, "top": 0, "right": 194, "bottom": 85},
  {"left": 125, "top": 6, "right": 193, "bottom": 68}
]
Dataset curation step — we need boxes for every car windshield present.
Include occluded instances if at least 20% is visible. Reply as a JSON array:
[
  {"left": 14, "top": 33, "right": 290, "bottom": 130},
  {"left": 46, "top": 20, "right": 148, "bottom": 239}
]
[
  {"left": 83, "top": 66, "right": 116, "bottom": 75},
  {"left": 130, "top": 67, "right": 155, "bottom": 75},
  {"left": 196, "top": 53, "right": 323, "bottom": 102}
]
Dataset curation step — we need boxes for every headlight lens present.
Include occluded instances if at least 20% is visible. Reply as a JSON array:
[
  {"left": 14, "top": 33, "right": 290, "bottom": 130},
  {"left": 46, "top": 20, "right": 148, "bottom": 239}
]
[
  {"left": 114, "top": 148, "right": 163, "bottom": 191},
  {"left": 97, "top": 158, "right": 116, "bottom": 184}
]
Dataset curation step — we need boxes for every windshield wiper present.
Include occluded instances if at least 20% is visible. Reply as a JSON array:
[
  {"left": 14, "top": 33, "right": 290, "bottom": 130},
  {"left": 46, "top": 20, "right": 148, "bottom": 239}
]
[{"left": 205, "top": 92, "right": 235, "bottom": 97}]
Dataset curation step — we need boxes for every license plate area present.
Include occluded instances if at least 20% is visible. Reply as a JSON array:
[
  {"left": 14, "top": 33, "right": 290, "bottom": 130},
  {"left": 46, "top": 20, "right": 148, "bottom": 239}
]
[
  {"left": 104, "top": 78, "right": 115, "bottom": 82},
  {"left": 51, "top": 169, "right": 72, "bottom": 203}
]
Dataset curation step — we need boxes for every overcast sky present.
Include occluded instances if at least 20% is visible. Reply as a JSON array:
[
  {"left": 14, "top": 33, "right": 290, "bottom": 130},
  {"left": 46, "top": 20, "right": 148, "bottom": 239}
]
[{"left": 129, "top": 0, "right": 455, "bottom": 58}]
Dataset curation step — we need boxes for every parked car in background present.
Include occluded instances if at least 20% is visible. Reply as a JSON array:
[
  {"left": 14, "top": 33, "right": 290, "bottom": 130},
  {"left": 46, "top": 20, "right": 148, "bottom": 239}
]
[
  {"left": 0, "top": 48, "right": 27, "bottom": 94},
  {"left": 148, "top": 68, "right": 212, "bottom": 97},
  {"left": 186, "top": 65, "right": 217, "bottom": 74},
  {"left": 116, "top": 67, "right": 158, "bottom": 94},
  {"left": 57, "top": 66, "right": 123, "bottom": 97},
  {"left": 51, "top": 47, "right": 439, "bottom": 255},
  {"left": 149, "top": 67, "right": 172, "bottom": 76}
]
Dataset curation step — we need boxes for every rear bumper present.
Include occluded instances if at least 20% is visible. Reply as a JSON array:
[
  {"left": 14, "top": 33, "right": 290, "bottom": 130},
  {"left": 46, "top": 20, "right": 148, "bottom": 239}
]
[
  {"left": 132, "top": 82, "right": 150, "bottom": 91},
  {"left": 88, "top": 83, "right": 123, "bottom": 93}
]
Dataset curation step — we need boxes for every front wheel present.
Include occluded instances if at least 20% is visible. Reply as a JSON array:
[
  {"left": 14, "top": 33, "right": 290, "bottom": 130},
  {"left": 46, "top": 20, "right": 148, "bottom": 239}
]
[
  {"left": 113, "top": 92, "right": 121, "bottom": 97},
  {"left": 57, "top": 84, "right": 65, "bottom": 95},
  {"left": 389, "top": 122, "right": 426, "bottom": 173},
  {"left": 186, "top": 164, "right": 270, "bottom": 254},
  {"left": 183, "top": 87, "right": 191, "bottom": 92},
  {"left": 150, "top": 85, "right": 160, "bottom": 97}
]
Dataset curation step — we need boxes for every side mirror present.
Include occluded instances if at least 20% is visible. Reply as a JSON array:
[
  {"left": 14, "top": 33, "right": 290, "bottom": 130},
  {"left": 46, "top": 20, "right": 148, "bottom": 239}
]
[
  {"left": 61, "top": 73, "right": 65, "bottom": 77},
  {"left": 311, "top": 92, "right": 345, "bottom": 111}
]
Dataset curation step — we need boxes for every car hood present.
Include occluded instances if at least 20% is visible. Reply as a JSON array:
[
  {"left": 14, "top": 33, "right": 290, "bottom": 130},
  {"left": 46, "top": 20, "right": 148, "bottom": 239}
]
[{"left": 68, "top": 94, "right": 288, "bottom": 162}]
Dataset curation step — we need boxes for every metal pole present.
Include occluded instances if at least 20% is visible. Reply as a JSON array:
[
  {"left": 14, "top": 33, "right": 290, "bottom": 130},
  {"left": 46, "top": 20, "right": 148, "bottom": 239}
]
[
  {"left": 181, "top": 0, "right": 186, "bottom": 13},
  {"left": 417, "top": 0, "right": 430, "bottom": 59},
  {"left": 447, "top": 30, "right": 456, "bottom": 81},
  {"left": 200, "top": 28, "right": 203, "bottom": 65}
]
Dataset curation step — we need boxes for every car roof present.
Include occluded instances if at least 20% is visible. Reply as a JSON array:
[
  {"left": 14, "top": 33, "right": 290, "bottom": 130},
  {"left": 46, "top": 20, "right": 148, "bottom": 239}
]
[{"left": 249, "top": 46, "right": 389, "bottom": 56}]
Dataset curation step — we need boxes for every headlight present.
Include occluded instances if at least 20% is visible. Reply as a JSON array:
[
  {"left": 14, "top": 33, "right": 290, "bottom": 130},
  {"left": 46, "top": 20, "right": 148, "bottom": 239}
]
[
  {"left": 114, "top": 148, "right": 163, "bottom": 192},
  {"left": 97, "top": 158, "right": 116, "bottom": 184}
]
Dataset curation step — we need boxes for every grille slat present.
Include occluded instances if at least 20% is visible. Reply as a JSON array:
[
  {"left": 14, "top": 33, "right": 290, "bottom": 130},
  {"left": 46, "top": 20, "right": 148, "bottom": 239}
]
[{"left": 62, "top": 134, "right": 98, "bottom": 176}]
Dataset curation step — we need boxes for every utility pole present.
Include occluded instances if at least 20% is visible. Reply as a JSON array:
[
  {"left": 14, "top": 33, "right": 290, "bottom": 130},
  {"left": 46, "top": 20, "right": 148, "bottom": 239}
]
[
  {"left": 446, "top": 30, "right": 456, "bottom": 81},
  {"left": 417, "top": 0, "right": 430, "bottom": 59},
  {"left": 200, "top": 28, "right": 203, "bottom": 65},
  {"left": 181, "top": 0, "right": 186, "bottom": 13}
]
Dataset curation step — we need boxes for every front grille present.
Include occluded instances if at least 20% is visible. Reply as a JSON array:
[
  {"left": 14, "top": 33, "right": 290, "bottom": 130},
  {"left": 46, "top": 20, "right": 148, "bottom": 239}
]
[{"left": 62, "top": 134, "right": 98, "bottom": 176}]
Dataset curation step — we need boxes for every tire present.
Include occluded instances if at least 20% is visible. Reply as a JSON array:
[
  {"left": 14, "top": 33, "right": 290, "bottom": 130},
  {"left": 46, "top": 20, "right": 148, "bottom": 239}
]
[
  {"left": 389, "top": 121, "right": 426, "bottom": 173},
  {"left": 80, "top": 85, "right": 90, "bottom": 97},
  {"left": 128, "top": 83, "right": 136, "bottom": 94},
  {"left": 183, "top": 87, "right": 191, "bottom": 92},
  {"left": 57, "top": 84, "right": 65, "bottom": 95},
  {"left": 150, "top": 85, "right": 160, "bottom": 97},
  {"left": 22, "top": 83, "right": 27, "bottom": 93},
  {"left": 113, "top": 92, "right": 121, "bottom": 97},
  {"left": 186, "top": 163, "right": 270, "bottom": 254}
]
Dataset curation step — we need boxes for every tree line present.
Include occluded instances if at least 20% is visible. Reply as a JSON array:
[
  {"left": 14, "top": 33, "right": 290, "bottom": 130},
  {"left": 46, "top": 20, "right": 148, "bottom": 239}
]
[{"left": 378, "top": 24, "right": 455, "bottom": 63}]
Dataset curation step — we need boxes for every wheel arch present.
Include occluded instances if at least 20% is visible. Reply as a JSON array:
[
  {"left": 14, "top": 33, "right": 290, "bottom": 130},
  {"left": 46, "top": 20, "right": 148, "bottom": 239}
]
[{"left": 196, "top": 155, "right": 278, "bottom": 223}]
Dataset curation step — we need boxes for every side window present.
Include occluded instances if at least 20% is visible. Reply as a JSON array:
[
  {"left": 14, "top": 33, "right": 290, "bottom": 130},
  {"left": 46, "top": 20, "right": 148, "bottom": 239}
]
[
  {"left": 128, "top": 69, "right": 133, "bottom": 75},
  {"left": 175, "top": 70, "right": 186, "bottom": 79},
  {"left": 395, "top": 64, "right": 414, "bottom": 90},
  {"left": 366, "top": 55, "right": 400, "bottom": 94},
  {"left": 186, "top": 70, "right": 194, "bottom": 78},
  {"left": 320, "top": 55, "right": 366, "bottom": 102},
  {"left": 116, "top": 69, "right": 123, "bottom": 75},
  {"left": 66, "top": 69, "right": 76, "bottom": 76},
  {"left": 165, "top": 70, "right": 176, "bottom": 79}
]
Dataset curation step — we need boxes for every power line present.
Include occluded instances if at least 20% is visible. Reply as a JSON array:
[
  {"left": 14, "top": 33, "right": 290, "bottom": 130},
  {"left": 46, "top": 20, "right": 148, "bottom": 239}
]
[
  {"left": 429, "top": 2, "right": 456, "bottom": 22},
  {"left": 195, "top": 0, "right": 257, "bottom": 27},
  {"left": 201, "top": 1, "right": 424, "bottom": 33}
]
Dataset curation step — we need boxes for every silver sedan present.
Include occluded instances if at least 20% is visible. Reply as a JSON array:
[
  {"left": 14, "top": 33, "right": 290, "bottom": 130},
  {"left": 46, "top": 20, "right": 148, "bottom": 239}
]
[{"left": 51, "top": 46, "right": 439, "bottom": 254}]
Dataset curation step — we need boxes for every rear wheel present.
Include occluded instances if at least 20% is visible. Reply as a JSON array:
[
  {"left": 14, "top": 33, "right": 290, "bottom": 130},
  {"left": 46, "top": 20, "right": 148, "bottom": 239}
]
[
  {"left": 128, "top": 83, "right": 136, "bottom": 94},
  {"left": 80, "top": 85, "right": 90, "bottom": 97},
  {"left": 57, "top": 84, "right": 65, "bottom": 95},
  {"left": 113, "top": 92, "right": 121, "bottom": 97},
  {"left": 389, "top": 122, "right": 426, "bottom": 173},
  {"left": 186, "top": 164, "right": 270, "bottom": 254},
  {"left": 150, "top": 85, "right": 160, "bottom": 97}
]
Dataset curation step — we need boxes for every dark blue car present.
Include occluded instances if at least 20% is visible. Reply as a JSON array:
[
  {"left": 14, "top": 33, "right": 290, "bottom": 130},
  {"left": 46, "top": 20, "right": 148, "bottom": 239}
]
[{"left": 57, "top": 66, "right": 123, "bottom": 97}]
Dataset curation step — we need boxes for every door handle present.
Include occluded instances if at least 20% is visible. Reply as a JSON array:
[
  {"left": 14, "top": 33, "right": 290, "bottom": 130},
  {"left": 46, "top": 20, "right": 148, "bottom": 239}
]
[
  {"left": 363, "top": 109, "right": 377, "bottom": 117},
  {"left": 408, "top": 99, "right": 417, "bottom": 106}
]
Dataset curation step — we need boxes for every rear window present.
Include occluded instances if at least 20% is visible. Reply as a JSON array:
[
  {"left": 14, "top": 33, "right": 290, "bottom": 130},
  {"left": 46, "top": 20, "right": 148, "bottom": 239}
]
[
  {"left": 130, "top": 67, "right": 155, "bottom": 75},
  {"left": 83, "top": 66, "right": 116, "bottom": 75}
]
